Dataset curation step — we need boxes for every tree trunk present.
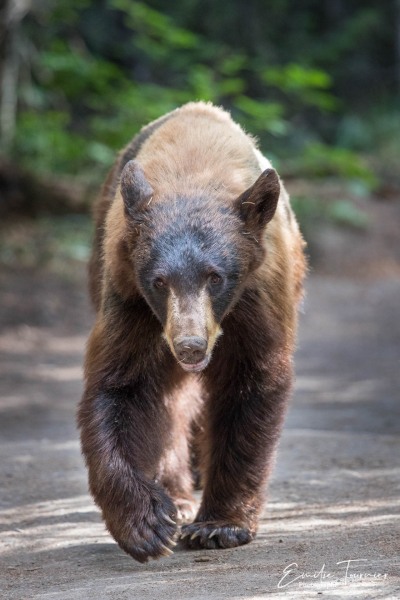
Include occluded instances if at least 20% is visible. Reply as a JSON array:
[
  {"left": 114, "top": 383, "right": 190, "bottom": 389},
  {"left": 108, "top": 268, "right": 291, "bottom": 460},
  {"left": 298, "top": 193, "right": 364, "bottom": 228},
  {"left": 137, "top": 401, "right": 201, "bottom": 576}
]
[{"left": 0, "top": 0, "right": 31, "bottom": 151}]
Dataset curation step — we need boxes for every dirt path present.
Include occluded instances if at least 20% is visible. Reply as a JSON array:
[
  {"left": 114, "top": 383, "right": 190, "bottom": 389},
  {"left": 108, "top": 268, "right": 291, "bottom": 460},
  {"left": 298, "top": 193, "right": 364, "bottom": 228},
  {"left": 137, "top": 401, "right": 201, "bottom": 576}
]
[{"left": 0, "top": 268, "right": 399, "bottom": 599}]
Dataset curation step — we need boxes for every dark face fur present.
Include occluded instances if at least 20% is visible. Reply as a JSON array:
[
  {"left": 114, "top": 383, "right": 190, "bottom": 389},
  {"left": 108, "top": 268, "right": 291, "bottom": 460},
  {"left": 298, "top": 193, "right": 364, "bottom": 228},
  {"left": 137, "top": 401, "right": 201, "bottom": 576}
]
[{"left": 120, "top": 160, "right": 280, "bottom": 372}]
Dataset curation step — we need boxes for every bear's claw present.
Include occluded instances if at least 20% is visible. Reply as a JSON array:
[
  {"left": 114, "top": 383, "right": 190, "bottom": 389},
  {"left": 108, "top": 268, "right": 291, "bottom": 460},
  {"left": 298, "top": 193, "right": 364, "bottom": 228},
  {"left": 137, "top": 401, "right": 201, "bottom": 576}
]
[
  {"left": 159, "top": 543, "right": 174, "bottom": 556},
  {"left": 180, "top": 521, "right": 254, "bottom": 550},
  {"left": 110, "top": 490, "right": 179, "bottom": 563},
  {"left": 161, "top": 511, "right": 176, "bottom": 525}
]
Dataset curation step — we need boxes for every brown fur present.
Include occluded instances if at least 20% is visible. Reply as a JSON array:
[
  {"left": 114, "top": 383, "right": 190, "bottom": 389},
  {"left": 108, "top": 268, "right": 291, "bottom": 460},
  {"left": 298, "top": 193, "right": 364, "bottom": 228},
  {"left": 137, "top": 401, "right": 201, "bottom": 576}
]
[{"left": 78, "top": 102, "right": 306, "bottom": 562}]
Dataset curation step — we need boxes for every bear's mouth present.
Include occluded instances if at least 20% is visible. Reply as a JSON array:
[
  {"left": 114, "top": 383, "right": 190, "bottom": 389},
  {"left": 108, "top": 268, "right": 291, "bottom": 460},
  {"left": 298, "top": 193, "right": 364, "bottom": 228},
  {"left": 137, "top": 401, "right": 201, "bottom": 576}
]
[{"left": 178, "top": 355, "right": 211, "bottom": 373}]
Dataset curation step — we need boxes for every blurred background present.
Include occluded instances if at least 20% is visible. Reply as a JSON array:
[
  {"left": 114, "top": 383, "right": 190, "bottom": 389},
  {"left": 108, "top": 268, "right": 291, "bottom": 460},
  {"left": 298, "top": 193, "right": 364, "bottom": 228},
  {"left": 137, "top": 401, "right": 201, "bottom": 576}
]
[{"left": 0, "top": 0, "right": 399, "bottom": 282}]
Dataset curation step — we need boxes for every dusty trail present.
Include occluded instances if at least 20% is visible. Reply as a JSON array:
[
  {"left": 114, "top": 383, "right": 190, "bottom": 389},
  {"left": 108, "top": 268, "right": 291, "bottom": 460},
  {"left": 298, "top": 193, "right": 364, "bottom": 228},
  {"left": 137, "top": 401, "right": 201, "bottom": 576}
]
[{"left": 0, "top": 268, "right": 399, "bottom": 599}]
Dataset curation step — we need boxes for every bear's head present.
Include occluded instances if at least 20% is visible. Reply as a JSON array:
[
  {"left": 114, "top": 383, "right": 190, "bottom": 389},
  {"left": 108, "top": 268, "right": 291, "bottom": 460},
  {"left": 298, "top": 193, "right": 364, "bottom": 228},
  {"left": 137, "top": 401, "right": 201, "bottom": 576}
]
[{"left": 120, "top": 160, "right": 280, "bottom": 372}]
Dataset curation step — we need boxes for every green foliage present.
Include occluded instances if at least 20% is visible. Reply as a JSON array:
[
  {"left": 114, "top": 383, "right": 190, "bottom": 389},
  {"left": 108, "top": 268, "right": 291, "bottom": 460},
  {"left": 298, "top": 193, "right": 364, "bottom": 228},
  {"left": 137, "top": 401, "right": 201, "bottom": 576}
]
[
  {"left": 15, "top": 111, "right": 87, "bottom": 174},
  {"left": 291, "top": 196, "right": 369, "bottom": 234},
  {"left": 7, "top": 0, "right": 396, "bottom": 194},
  {"left": 113, "top": 0, "right": 198, "bottom": 52},
  {"left": 288, "top": 143, "right": 377, "bottom": 192},
  {"left": 328, "top": 200, "right": 369, "bottom": 229},
  {"left": 262, "top": 64, "right": 338, "bottom": 111},
  {"left": 10, "top": 0, "right": 341, "bottom": 179},
  {"left": 336, "top": 103, "right": 400, "bottom": 185},
  {"left": 232, "top": 97, "right": 287, "bottom": 136}
]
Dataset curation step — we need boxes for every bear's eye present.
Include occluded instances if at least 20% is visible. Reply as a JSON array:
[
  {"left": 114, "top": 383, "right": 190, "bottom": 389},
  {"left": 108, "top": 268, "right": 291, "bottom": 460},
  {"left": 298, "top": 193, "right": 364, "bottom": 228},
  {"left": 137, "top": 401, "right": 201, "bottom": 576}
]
[
  {"left": 208, "top": 272, "right": 222, "bottom": 286},
  {"left": 153, "top": 277, "right": 167, "bottom": 290}
]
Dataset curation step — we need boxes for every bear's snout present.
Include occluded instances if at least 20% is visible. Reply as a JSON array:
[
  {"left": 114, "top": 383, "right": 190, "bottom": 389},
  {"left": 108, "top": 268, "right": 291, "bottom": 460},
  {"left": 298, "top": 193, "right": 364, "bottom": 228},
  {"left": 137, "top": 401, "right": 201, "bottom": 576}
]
[{"left": 173, "top": 335, "right": 207, "bottom": 366}]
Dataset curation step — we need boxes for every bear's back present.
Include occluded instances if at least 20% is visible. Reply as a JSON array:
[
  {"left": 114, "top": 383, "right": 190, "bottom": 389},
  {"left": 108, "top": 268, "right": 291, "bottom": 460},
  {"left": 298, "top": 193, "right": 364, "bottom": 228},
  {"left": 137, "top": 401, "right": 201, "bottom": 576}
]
[{"left": 135, "top": 102, "right": 261, "bottom": 202}]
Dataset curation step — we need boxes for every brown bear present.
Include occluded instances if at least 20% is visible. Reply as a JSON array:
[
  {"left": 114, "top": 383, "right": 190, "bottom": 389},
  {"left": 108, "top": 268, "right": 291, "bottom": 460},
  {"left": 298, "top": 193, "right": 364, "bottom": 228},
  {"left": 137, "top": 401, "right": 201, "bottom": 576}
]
[{"left": 78, "top": 102, "right": 306, "bottom": 563}]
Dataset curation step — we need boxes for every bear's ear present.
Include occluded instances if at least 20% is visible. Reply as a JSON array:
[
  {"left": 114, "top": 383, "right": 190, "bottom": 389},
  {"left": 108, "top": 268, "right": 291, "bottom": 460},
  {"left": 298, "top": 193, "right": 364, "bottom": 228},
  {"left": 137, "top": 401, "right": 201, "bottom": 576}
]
[
  {"left": 235, "top": 168, "right": 280, "bottom": 232},
  {"left": 120, "top": 160, "right": 153, "bottom": 220}
]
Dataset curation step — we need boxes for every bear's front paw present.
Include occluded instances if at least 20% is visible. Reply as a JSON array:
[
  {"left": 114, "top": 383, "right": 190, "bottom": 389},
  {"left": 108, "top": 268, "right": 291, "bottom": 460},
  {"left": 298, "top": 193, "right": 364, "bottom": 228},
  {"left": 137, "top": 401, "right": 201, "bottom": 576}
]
[
  {"left": 106, "top": 489, "right": 178, "bottom": 563},
  {"left": 180, "top": 520, "right": 254, "bottom": 550}
]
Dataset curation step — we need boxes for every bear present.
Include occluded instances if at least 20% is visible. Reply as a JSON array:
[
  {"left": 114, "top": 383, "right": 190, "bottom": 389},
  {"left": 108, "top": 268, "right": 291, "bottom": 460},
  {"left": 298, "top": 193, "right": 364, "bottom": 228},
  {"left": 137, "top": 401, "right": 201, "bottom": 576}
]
[{"left": 78, "top": 101, "right": 306, "bottom": 563}]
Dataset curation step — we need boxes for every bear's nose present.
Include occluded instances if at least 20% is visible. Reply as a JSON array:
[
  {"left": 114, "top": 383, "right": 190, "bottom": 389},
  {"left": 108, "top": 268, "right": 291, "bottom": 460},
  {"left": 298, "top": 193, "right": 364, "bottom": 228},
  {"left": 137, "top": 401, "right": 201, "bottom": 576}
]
[{"left": 173, "top": 336, "right": 207, "bottom": 364}]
